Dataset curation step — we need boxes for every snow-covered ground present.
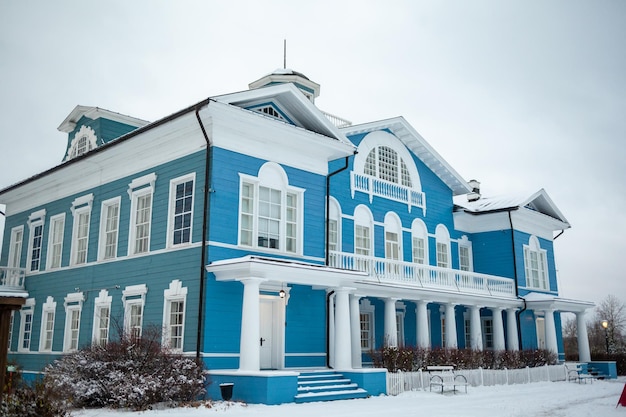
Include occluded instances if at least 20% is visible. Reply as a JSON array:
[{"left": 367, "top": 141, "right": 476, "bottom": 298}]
[{"left": 74, "top": 378, "right": 626, "bottom": 417}]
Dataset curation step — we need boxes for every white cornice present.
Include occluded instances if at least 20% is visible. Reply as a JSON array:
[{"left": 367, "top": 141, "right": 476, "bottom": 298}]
[{"left": 58, "top": 105, "right": 149, "bottom": 133}]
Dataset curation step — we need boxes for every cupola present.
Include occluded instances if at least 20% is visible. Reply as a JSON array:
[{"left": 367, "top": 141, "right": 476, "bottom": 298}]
[{"left": 249, "top": 68, "right": 321, "bottom": 103}]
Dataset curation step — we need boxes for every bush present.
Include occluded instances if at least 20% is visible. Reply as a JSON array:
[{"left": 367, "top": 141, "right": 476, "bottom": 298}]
[
  {"left": 1, "top": 381, "right": 68, "bottom": 417},
  {"left": 370, "top": 346, "right": 557, "bottom": 372},
  {"left": 44, "top": 328, "right": 207, "bottom": 411}
]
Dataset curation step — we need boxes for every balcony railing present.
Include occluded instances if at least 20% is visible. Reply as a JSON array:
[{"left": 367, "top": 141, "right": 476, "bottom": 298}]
[
  {"left": 351, "top": 172, "right": 426, "bottom": 215},
  {"left": 0, "top": 267, "right": 26, "bottom": 291},
  {"left": 328, "top": 251, "right": 515, "bottom": 297}
]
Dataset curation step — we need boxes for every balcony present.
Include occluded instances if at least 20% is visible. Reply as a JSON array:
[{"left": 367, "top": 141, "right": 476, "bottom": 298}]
[
  {"left": 328, "top": 252, "right": 516, "bottom": 298},
  {"left": 350, "top": 172, "right": 425, "bottom": 215},
  {"left": 0, "top": 267, "right": 26, "bottom": 291}
]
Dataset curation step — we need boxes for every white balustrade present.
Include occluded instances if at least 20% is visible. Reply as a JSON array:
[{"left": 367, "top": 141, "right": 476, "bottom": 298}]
[
  {"left": 351, "top": 172, "right": 426, "bottom": 215},
  {"left": 328, "top": 251, "right": 515, "bottom": 297}
]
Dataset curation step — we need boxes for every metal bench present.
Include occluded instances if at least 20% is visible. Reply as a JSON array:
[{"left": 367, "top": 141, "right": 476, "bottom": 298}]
[
  {"left": 427, "top": 365, "right": 469, "bottom": 394},
  {"left": 565, "top": 363, "right": 594, "bottom": 384}
]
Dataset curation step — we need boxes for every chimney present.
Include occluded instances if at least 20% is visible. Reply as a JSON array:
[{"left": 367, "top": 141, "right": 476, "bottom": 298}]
[{"left": 467, "top": 179, "right": 481, "bottom": 202}]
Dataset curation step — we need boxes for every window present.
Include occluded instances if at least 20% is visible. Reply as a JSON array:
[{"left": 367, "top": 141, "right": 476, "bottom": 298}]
[
  {"left": 18, "top": 298, "right": 35, "bottom": 352},
  {"left": 128, "top": 173, "right": 157, "bottom": 255},
  {"left": 354, "top": 205, "right": 373, "bottom": 260},
  {"left": 27, "top": 210, "right": 46, "bottom": 272},
  {"left": 39, "top": 296, "right": 57, "bottom": 351},
  {"left": 63, "top": 292, "right": 84, "bottom": 352},
  {"left": 458, "top": 235, "right": 473, "bottom": 272},
  {"left": 98, "top": 197, "right": 121, "bottom": 260},
  {"left": 7, "top": 311, "right": 15, "bottom": 351},
  {"left": 47, "top": 214, "right": 65, "bottom": 269},
  {"left": 482, "top": 318, "right": 494, "bottom": 350},
  {"left": 464, "top": 316, "right": 471, "bottom": 349},
  {"left": 8, "top": 226, "right": 24, "bottom": 268},
  {"left": 360, "top": 300, "right": 375, "bottom": 351},
  {"left": 92, "top": 289, "right": 112, "bottom": 347},
  {"left": 384, "top": 213, "right": 402, "bottom": 262},
  {"left": 435, "top": 225, "right": 450, "bottom": 268},
  {"left": 168, "top": 174, "right": 195, "bottom": 247},
  {"left": 411, "top": 219, "right": 428, "bottom": 264},
  {"left": 65, "top": 125, "right": 98, "bottom": 161},
  {"left": 238, "top": 163, "right": 303, "bottom": 254},
  {"left": 524, "top": 235, "right": 549, "bottom": 290},
  {"left": 163, "top": 280, "right": 187, "bottom": 351},
  {"left": 70, "top": 194, "right": 93, "bottom": 265},
  {"left": 123, "top": 284, "right": 147, "bottom": 338},
  {"left": 252, "top": 104, "right": 287, "bottom": 122},
  {"left": 396, "top": 310, "right": 405, "bottom": 347},
  {"left": 364, "top": 146, "right": 412, "bottom": 187}
]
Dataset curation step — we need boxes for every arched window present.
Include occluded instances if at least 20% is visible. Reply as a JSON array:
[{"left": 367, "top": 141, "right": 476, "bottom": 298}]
[
  {"left": 352, "top": 131, "right": 425, "bottom": 214},
  {"left": 411, "top": 219, "right": 428, "bottom": 265},
  {"left": 354, "top": 205, "right": 373, "bottom": 258},
  {"left": 65, "top": 125, "right": 98, "bottom": 161},
  {"left": 384, "top": 212, "right": 402, "bottom": 261},
  {"left": 327, "top": 197, "right": 342, "bottom": 253},
  {"left": 239, "top": 162, "right": 304, "bottom": 254},
  {"left": 524, "top": 235, "right": 549, "bottom": 290},
  {"left": 435, "top": 224, "right": 451, "bottom": 269},
  {"left": 458, "top": 235, "right": 473, "bottom": 272}
]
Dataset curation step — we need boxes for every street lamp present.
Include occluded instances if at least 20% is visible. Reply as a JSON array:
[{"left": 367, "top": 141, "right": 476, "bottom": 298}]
[{"left": 601, "top": 319, "right": 609, "bottom": 355}]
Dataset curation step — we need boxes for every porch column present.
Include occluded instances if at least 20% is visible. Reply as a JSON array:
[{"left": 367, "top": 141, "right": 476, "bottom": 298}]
[
  {"left": 416, "top": 300, "right": 430, "bottom": 349},
  {"left": 384, "top": 298, "right": 398, "bottom": 347},
  {"left": 334, "top": 288, "right": 353, "bottom": 369},
  {"left": 492, "top": 307, "right": 505, "bottom": 351},
  {"left": 328, "top": 292, "right": 336, "bottom": 369},
  {"left": 350, "top": 294, "right": 362, "bottom": 368},
  {"left": 444, "top": 303, "right": 458, "bottom": 349},
  {"left": 506, "top": 308, "right": 519, "bottom": 351},
  {"left": 239, "top": 277, "right": 266, "bottom": 371},
  {"left": 469, "top": 305, "right": 483, "bottom": 350},
  {"left": 576, "top": 311, "right": 591, "bottom": 362},
  {"left": 544, "top": 309, "right": 559, "bottom": 355}
]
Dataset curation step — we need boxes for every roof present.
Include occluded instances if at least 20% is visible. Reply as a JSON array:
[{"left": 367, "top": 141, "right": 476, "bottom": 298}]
[
  {"left": 454, "top": 188, "right": 571, "bottom": 227},
  {"left": 342, "top": 117, "right": 472, "bottom": 196},
  {"left": 58, "top": 105, "right": 150, "bottom": 133}
]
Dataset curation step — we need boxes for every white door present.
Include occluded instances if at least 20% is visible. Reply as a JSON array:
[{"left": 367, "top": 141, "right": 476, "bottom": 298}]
[
  {"left": 536, "top": 317, "right": 546, "bottom": 349},
  {"left": 259, "top": 299, "right": 275, "bottom": 369}
]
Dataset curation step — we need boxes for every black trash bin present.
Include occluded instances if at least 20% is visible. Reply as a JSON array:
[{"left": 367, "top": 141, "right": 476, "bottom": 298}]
[{"left": 219, "top": 383, "right": 234, "bottom": 401}]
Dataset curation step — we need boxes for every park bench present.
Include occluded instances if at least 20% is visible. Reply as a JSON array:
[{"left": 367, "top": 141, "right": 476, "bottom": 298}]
[
  {"left": 427, "top": 365, "right": 469, "bottom": 394},
  {"left": 565, "top": 363, "right": 594, "bottom": 384}
]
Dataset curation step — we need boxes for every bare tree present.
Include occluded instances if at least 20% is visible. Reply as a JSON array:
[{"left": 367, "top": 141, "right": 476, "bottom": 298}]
[
  {"left": 595, "top": 295, "right": 626, "bottom": 354},
  {"left": 562, "top": 315, "right": 578, "bottom": 358}
]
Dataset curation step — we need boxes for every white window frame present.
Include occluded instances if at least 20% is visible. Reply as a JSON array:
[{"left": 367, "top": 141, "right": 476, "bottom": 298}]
[
  {"left": 8, "top": 226, "right": 24, "bottom": 268},
  {"left": 524, "top": 235, "right": 549, "bottom": 290},
  {"left": 458, "top": 235, "right": 473, "bottom": 272},
  {"left": 70, "top": 194, "right": 94, "bottom": 266},
  {"left": 435, "top": 224, "right": 451, "bottom": 269},
  {"left": 127, "top": 173, "right": 157, "bottom": 256},
  {"left": 65, "top": 125, "right": 98, "bottom": 161},
  {"left": 411, "top": 219, "right": 428, "bottom": 265},
  {"left": 167, "top": 173, "right": 195, "bottom": 248},
  {"left": 92, "top": 289, "right": 112, "bottom": 347},
  {"left": 98, "top": 197, "right": 121, "bottom": 261},
  {"left": 162, "top": 280, "right": 188, "bottom": 351},
  {"left": 360, "top": 299, "right": 375, "bottom": 351},
  {"left": 47, "top": 213, "right": 65, "bottom": 269},
  {"left": 122, "top": 284, "right": 148, "bottom": 338},
  {"left": 482, "top": 317, "right": 494, "bottom": 350},
  {"left": 39, "top": 296, "right": 57, "bottom": 352},
  {"left": 7, "top": 311, "right": 15, "bottom": 351},
  {"left": 18, "top": 298, "right": 35, "bottom": 352},
  {"left": 63, "top": 292, "right": 84, "bottom": 352},
  {"left": 327, "top": 197, "right": 341, "bottom": 253},
  {"left": 238, "top": 163, "right": 304, "bottom": 255},
  {"left": 396, "top": 303, "right": 406, "bottom": 347},
  {"left": 384, "top": 212, "right": 402, "bottom": 261},
  {"left": 26, "top": 209, "right": 46, "bottom": 272}
]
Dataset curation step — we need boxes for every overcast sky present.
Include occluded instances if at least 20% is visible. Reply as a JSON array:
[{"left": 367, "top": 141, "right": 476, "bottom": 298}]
[{"left": 1, "top": 1, "right": 624, "bottom": 316}]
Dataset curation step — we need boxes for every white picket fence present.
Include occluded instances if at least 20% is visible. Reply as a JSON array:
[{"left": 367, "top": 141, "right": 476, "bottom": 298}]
[{"left": 387, "top": 364, "right": 568, "bottom": 395}]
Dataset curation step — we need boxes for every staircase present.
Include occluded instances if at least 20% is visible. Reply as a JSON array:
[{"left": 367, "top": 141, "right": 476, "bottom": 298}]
[{"left": 295, "top": 371, "right": 369, "bottom": 403}]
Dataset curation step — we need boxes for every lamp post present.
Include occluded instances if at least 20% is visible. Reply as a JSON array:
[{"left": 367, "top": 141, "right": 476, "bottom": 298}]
[{"left": 601, "top": 319, "right": 609, "bottom": 355}]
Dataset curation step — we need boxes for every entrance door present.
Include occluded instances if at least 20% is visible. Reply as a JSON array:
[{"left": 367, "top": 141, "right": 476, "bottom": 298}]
[
  {"left": 259, "top": 299, "right": 275, "bottom": 369},
  {"left": 536, "top": 317, "right": 546, "bottom": 349}
]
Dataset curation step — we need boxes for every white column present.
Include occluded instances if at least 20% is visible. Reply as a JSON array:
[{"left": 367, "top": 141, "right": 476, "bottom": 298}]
[
  {"left": 492, "top": 307, "right": 505, "bottom": 351},
  {"left": 384, "top": 298, "right": 398, "bottom": 347},
  {"left": 334, "top": 288, "right": 353, "bottom": 370},
  {"left": 350, "top": 294, "right": 362, "bottom": 369},
  {"left": 506, "top": 308, "right": 519, "bottom": 351},
  {"left": 445, "top": 303, "right": 458, "bottom": 349},
  {"left": 416, "top": 300, "right": 430, "bottom": 349},
  {"left": 470, "top": 305, "right": 483, "bottom": 350},
  {"left": 239, "top": 278, "right": 265, "bottom": 371},
  {"left": 544, "top": 309, "right": 559, "bottom": 355},
  {"left": 328, "top": 292, "right": 335, "bottom": 369},
  {"left": 576, "top": 311, "right": 591, "bottom": 362}
]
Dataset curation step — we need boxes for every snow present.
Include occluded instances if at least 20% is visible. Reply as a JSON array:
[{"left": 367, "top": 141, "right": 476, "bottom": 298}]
[{"left": 73, "top": 378, "right": 626, "bottom": 417}]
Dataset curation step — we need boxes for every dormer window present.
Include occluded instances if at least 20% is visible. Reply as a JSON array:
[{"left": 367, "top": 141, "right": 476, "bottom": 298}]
[
  {"left": 65, "top": 125, "right": 98, "bottom": 161},
  {"left": 251, "top": 104, "right": 288, "bottom": 123},
  {"left": 352, "top": 131, "right": 425, "bottom": 214}
]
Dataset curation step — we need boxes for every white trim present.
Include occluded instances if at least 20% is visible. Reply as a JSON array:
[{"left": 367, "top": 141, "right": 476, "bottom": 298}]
[
  {"left": 39, "top": 296, "right": 57, "bottom": 352},
  {"left": 162, "top": 280, "right": 188, "bottom": 351},
  {"left": 92, "top": 289, "right": 112, "bottom": 347},
  {"left": 70, "top": 199, "right": 92, "bottom": 266},
  {"left": 46, "top": 213, "right": 66, "bottom": 270},
  {"left": 18, "top": 298, "right": 35, "bottom": 352},
  {"left": 97, "top": 196, "right": 121, "bottom": 261},
  {"left": 7, "top": 225, "right": 24, "bottom": 268},
  {"left": 127, "top": 172, "right": 157, "bottom": 198},
  {"left": 122, "top": 284, "right": 148, "bottom": 337},
  {"left": 128, "top": 179, "right": 155, "bottom": 256},
  {"left": 359, "top": 299, "right": 375, "bottom": 351},
  {"left": 167, "top": 173, "right": 196, "bottom": 248},
  {"left": 26, "top": 211, "right": 46, "bottom": 273}
]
